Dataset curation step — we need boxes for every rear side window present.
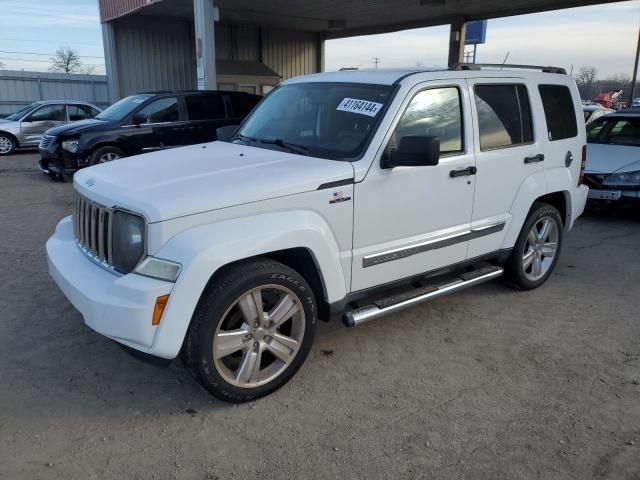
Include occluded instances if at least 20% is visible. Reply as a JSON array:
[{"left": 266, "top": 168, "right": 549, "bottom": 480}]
[
  {"left": 68, "top": 105, "right": 87, "bottom": 121},
  {"left": 475, "top": 84, "right": 533, "bottom": 150},
  {"left": 186, "top": 94, "right": 225, "bottom": 121},
  {"left": 229, "top": 94, "right": 259, "bottom": 118},
  {"left": 539, "top": 85, "right": 578, "bottom": 141}
]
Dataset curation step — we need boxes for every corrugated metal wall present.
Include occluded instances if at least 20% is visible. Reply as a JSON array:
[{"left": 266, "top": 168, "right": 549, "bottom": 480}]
[
  {"left": 109, "top": 17, "right": 320, "bottom": 97},
  {"left": 0, "top": 70, "right": 109, "bottom": 116},
  {"left": 113, "top": 17, "right": 196, "bottom": 96},
  {"left": 262, "top": 28, "right": 319, "bottom": 80}
]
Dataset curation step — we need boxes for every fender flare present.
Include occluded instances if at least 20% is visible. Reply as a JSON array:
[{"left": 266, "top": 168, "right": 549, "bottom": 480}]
[
  {"left": 501, "top": 170, "right": 548, "bottom": 249},
  {"left": 149, "top": 210, "right": 348, "bottom": 359}
]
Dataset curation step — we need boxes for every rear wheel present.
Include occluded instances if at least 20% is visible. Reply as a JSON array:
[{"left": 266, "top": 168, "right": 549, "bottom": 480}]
[
  {"left": 89, "top": 145, "right": 125, "bottom": 165},
  {"left": 0, "top": 134, "right": 16, "bottom": 156},
  {"left": 182, "top": 258, "right": 317, "bottom": 402},
  {"left": 506, "top": 202, "right": 563, "bottom": 290}
]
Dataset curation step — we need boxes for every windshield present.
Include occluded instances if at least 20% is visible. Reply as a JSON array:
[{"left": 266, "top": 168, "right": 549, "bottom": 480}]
[
  {"left": 587, "top": 117, "right": 640, "bottom": 146},
  {"left": 96, "top": 94, "right": 153, "bottom": 121},
  {"left": 6, "top": 103, "right": 40, "bottom": 121},
  {"left": 236, "top": 82, "right": 394, "bottom": 160}
]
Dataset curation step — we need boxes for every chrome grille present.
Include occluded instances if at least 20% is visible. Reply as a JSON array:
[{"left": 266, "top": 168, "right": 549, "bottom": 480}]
[
  {"left": 73, "top": 193, "right": 113, "bottom": 268},
  {"left": 39, "top": 135, "right": 54, "bottom": 150}
]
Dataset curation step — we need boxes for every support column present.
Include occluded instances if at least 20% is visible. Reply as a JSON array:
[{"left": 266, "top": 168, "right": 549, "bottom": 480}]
[
  {"left": 101, "top": 22, "right": 121, "bottom": 102},
  {"left": 629, "top": 24, "right": 639, "bottom": 105},
  {"left": 193, "top": 0, "right": 217, "bottom": 90},
  {"left": 447, "top": 18, "right": 466, "bottom": 67},
  {"left": 317, "top": 34, "right": 326, "bottom": 73}
]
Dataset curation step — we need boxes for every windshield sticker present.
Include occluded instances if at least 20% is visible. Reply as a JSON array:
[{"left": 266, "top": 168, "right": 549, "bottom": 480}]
[{"left": 336, "top": 98, "right": 383, "bottom": 117}]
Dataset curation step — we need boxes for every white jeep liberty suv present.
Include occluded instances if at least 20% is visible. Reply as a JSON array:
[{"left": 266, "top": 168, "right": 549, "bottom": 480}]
[{"left": 47, "top": 65, "right": 589, "bottom": 402}]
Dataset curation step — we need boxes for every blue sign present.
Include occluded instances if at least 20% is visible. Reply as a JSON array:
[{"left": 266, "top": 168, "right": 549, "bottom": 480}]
[{"left": 465, "top": 20, "right": 487, "bottom": 45}]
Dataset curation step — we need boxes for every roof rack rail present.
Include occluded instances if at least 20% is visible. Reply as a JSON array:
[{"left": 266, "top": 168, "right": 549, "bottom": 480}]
[{"left": 451, "top": 63, "right": 567, "bottom": 74}]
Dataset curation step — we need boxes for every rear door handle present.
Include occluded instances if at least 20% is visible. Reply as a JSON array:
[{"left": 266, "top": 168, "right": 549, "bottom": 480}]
[
  {"left": 524, "top": 154, "right": 545, "bottom": 164},
  {"left": 449, "top": 166, "right": 477, "bottom": 178}
]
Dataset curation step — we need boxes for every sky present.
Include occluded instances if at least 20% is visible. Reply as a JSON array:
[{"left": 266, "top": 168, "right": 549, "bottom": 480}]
[{"left": 0, "top": 0, "right": 638, "bottom": 79}]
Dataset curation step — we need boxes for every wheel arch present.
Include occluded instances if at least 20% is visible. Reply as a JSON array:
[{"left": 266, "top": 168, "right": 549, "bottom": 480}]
[
  {"left": 148, "top": 211, "right": 349, "bottom": 359},
  {"left": 0, "top": 130, "right": 19, "bottom": 147}
]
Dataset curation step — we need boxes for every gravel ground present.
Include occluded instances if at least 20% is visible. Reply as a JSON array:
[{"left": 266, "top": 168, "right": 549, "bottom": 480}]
[{"left": 1, "top": 151, "right": 639, "bottom": 480}]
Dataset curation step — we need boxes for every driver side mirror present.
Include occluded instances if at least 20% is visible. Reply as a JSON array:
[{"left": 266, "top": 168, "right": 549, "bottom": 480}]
[
  {"left": 131, "top": 113, "right": 146, "bottom": 126},
  {"left": 383, "top": 135, "right": 440, "bottom": 169},
  {"left": 216, "top": 125, "right": 239, "bottom": 142}
]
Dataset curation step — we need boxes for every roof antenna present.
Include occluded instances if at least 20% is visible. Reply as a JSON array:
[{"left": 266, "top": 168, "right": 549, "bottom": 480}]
[{"left": 501, "top": 51, "right": 510, "bottom": 68}]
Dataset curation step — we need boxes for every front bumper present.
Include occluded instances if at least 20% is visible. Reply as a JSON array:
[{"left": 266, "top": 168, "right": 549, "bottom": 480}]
[{"left": 46, "top": 217, "right": 174, "bottom": 355}]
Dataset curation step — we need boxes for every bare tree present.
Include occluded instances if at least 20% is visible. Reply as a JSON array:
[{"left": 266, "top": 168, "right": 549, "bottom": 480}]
[
  {"left": 575, "top": 66, "right": 597, "bottom": 87},
  {"left": 49, "top": 47, "right": 82, "bottom": 74},
  {"left": 604, "top": 73, "right": 631, "bottom": 88}
]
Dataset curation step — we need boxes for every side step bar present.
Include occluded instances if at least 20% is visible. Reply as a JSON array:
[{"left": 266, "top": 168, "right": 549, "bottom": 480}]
[{"left": 343, "top": 265, "right": 503, "bottom": 327}]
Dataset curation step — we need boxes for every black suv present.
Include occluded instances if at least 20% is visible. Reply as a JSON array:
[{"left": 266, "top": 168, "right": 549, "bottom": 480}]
[{"left": 39, "top": 90, "right": 261, "bottom": 177}]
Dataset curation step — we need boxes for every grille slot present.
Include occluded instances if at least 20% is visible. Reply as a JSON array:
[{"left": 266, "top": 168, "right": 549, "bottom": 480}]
[
  {"left": 72, "top": 193, "right": 113, "bottom": 268},
  {"left": 39, "top": 135, "right": 54, "bottom": 149}
]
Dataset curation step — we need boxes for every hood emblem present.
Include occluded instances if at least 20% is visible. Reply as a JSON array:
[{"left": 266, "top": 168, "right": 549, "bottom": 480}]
[{"left": 85, "top": 178, "right": 95, "bottom": 187}]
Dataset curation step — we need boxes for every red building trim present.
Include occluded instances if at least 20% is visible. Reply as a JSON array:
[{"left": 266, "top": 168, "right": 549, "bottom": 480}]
[{"left": 99, "top": 0, "right": 163, "bottom": 22}]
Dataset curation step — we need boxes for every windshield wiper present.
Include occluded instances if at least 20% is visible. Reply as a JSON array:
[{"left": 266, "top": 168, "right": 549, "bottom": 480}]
[{"left": 259, "top": 138, "right": 308, "bottom": 155}]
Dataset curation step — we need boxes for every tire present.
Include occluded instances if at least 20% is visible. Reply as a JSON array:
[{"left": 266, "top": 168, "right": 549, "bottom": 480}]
[
  {"left": 505, "top": 202, "right": 563, "bottom": 290},
  {"left": 0, "top": 133, "right": 16, "bottom": 156},
  {"left": 89, "top": 145, "right": 125, "bottom": 165},
  {"left": 182, "top": 258, "right": 317, "bottom": 403}
]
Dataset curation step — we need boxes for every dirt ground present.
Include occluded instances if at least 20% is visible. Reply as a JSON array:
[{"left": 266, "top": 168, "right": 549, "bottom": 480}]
[{"left": 1, "top": 151, "right": 639, "bottom": 480}]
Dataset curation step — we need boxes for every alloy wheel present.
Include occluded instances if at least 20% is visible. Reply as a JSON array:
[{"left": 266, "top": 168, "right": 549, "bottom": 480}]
[
  {"left": 98, "top": 152, "right": 120, "bottom": 163},
  {"left": 0, "top": 136, "right": 13, "bottom": 155},
  {"left": 212, "top": 285, "right": 305, "bottom": 388},
  {"left": 522, "top": 215, "right": 559, "bottom": 282}
]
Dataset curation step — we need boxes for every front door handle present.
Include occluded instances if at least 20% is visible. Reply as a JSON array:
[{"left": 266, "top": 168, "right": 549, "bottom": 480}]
[
  {"left": 524, "top": 154, "right": 545, "bottom": 164},
  {"left": 449, "top": 166, "right": 477, "bottom": 178}
]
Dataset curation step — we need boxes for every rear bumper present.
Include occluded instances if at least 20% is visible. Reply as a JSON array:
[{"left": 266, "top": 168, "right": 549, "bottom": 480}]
[
  {"left": 570, "top": 185, "right": 589, "bottom": 228},
  {"left": 47, "top": 217, "right": 174, "bottom": 355}
]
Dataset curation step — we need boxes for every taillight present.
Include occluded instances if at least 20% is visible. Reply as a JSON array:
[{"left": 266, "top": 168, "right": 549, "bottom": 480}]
[{"left": 578, "top": 145, "right": 587, "bottom": 186}]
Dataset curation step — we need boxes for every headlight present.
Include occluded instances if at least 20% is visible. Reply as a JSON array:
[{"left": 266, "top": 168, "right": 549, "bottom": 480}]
[
  {"left": 134, "top": 257, "right": 181, "bottom": 282},
  {"left": 602, "top": 170, "right": 640, "bottom": 187},
  {"left": 61, "top": 139, "right": 79, "bottom": 153},
  {"left": 111, "top": 210, "right": 146, "bottom": 273}
]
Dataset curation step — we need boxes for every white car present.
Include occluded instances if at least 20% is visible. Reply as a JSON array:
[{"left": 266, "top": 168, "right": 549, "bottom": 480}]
[
  {"left": 47, "top": 65, "right": 588, "bottom": 402},
  {"left": 585, "top": 112, "right": 640, "bottom": 205}
]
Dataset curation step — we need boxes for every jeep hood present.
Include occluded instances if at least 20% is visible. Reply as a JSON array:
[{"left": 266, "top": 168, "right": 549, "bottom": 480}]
[
  {"left": 74, "top": 141, "right": 354, "bottom": 222},
  {"left": 586, "top": 143, "right": 640, "bottom": 174}
]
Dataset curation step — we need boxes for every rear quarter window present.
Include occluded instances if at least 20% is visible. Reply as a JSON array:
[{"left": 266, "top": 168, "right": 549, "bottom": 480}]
[
  {"left": 229, "top": 94, "right": 260, "bottom": 118},
  {"left": 538, "top": 85, "right": 578, "bottom": 141}
]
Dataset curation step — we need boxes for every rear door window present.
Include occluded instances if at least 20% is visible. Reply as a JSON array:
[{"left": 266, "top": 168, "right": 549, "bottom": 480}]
[
  {"left": 475, "top": 84, "right": 533, "bottom": 150},
  {"left": 186, "top": 94, "right": 226, "bottom": 121},
  {"left": 539, "top": 85, "right": 578, "bottom": 141},
  {"left": 68, "top": 105, "right": 87, "bottom": 121}
]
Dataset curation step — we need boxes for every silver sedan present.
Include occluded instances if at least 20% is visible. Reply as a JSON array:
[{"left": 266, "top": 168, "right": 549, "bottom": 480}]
[{"left": 0, "top": 100, "right": 101, "bottom": 155}]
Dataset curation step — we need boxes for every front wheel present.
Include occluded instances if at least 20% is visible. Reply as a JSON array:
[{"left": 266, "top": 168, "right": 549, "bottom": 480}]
[
  {"left": 89, "top": 145, "right": 125, "bottom": 165},
  {"left": 506, "top": 202, "right": 563, "bottom": 290},
  {"left": 182, "top": 258, "right": 317, "bottom": 402},
  {"left": 0, "top": 134, "right": 16, "bottom": 156}
]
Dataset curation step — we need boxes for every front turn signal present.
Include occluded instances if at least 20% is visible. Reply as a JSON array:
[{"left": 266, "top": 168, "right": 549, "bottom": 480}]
[{"left": 152, "top": 294, "right": 170, "bottom": 326}]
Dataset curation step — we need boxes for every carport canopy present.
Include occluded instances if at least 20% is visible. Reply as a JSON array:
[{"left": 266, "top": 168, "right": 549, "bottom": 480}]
[{"left": 99, "top": 0, "right": 621, "bottom": 93}]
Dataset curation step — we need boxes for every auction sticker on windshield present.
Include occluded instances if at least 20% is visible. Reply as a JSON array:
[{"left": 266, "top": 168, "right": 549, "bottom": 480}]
[{"left": 337, "top": 98, "right": 383, "bottom": 117}]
